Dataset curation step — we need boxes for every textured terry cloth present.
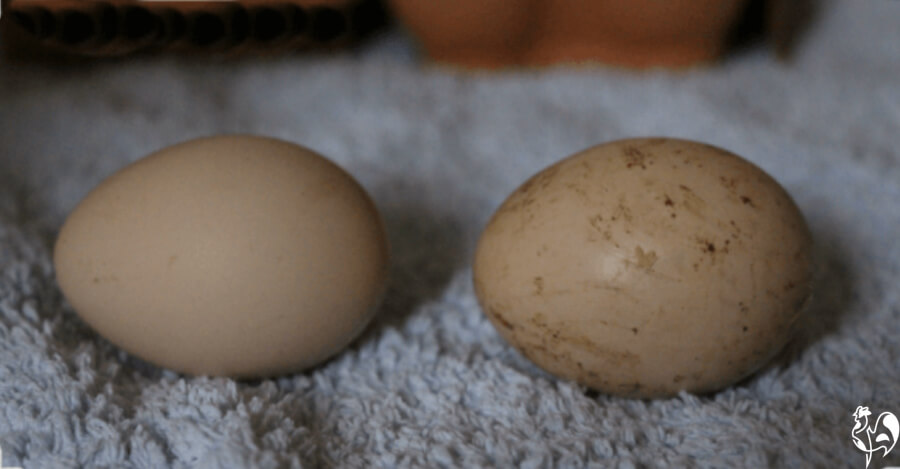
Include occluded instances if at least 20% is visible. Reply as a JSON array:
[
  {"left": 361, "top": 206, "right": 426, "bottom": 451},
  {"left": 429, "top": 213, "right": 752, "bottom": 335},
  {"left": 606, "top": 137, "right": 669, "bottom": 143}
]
[{"left": 1, "top": 1, "right": 899, "bottom": 467}]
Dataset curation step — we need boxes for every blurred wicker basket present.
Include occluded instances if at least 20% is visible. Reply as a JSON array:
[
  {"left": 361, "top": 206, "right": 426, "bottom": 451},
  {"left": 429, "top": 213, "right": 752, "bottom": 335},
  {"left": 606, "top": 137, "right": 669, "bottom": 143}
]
[{"left": 0, "top": 0, "right": 386, "bottom": 57}]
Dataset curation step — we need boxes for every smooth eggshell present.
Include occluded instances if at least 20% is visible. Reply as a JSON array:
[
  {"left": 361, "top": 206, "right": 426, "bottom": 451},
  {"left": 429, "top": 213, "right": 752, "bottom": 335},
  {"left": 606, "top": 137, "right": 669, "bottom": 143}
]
[
  {"left": 473, "top": 138, "right": 812, "bottom": 398},
  {"left": 54, "top": 135, "right": 389, "bottom": 377}
]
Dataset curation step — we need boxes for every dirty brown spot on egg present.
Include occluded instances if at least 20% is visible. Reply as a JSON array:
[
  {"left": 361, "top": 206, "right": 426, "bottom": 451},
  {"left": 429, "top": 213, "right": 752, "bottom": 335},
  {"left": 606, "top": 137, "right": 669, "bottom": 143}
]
[
  {"left": 92, "top": 274, "right": 119, "bottom": 284},
  {"left": 490, "top": 310, "right": 516, "bottom": 331},
  {"left": 719, "top": 176, "right": 738, "bottom": 190},
  {"left": 613, "top": 203, "right": 633, "bottom": 222},
  {"left": 589, "top": 214, "right": 604, "bottom": 232},
  {"left": 565, "top": 182, "right": 589, "bottom": 199},
  {"left": 623, "top": 146, "right": 649, "bottom": 170},
  {"left": 519, "top": 178, "right": 537, "bottom": 195},
  {"left": 633, "top": 247, "right": 658, "bottom": 270},
  {"left": 533, "top": 276, "right": 544, "bottom": 295}
]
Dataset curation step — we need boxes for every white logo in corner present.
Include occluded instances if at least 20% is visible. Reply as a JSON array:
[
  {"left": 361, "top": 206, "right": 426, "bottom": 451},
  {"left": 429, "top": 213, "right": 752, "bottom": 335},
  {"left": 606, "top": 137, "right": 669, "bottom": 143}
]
[
  {"left": 0, "top": 447, "right": 21, "bottom": 469},
  {"left": 853, "top": 405, "right": 900, "bottom": 468}
]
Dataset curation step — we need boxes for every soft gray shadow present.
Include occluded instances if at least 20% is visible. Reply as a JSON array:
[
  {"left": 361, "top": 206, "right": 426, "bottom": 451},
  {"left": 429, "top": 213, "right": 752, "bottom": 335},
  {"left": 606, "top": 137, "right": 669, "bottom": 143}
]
[
  {"left": 769, "top": 221, "right": 858, "bottom": 367},
  {"left": 0, "top": 166, "right": 64, "bottom": 319},
  {"left": 722, "top": 219, "right": 857, "bottom": 394},
  {"left": 359, "top": 191, "right": 468, "bottom": 335}
]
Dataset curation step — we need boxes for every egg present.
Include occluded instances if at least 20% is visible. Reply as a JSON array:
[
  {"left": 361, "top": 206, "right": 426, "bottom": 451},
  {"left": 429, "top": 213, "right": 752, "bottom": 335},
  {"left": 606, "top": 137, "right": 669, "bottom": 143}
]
[
  {"left": 473, "top": 138, "right": 812, "bottom": 398},
  {"left": 54, "top": 135, "right": 389, "bottom": 377}
]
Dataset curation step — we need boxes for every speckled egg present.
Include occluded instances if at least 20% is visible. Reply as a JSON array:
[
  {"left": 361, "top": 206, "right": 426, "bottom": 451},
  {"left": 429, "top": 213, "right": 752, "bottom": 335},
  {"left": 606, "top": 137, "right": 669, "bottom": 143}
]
[{"left": 473, "top": 138, "right": 813, "bottom": 398}]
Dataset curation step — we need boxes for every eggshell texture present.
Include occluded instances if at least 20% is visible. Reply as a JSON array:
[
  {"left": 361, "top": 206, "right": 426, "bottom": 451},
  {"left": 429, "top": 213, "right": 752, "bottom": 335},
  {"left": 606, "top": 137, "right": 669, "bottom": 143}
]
[
  {"left": 54, "top": 135, "right": 389, "bottom": 377},
  {"left": 473, "top": 138, "right": 812, "bottom": 398}
]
